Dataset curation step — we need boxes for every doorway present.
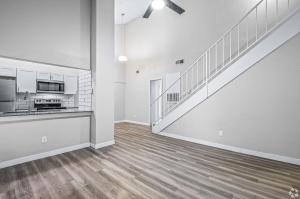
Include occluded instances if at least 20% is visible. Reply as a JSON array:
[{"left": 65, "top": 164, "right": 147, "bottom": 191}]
[{"left": 150, "top": 79, "right": 163, "bottom": 127}]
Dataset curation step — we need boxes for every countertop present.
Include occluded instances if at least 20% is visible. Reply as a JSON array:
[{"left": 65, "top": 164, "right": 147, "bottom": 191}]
[{"left": 0, "top": 108, "right": 92, "bottom": 118}]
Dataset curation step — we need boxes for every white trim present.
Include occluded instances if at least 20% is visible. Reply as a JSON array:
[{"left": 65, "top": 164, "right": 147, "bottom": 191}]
[
  {"left": 114, "top": 120, "right": 126, "bottom": 124},
  {"left": 115, "top": 120, "right": 150, "bottom": 126},
  {"left": 90, "top": 140, "right": 115, "bottom": 149},
  {"left": 0, "top": 143, "right": 91, "bottom": 169},
  {"left": 156, "top": 132, "right": 300, "bottom": 165}
]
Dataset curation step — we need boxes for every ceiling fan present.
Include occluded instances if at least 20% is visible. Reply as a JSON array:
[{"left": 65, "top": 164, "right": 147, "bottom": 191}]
[{"left": 143, "top": 0, "right": 185, "bottom": 19}]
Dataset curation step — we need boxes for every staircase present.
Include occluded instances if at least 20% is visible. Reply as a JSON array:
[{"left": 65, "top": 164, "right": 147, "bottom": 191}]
[{"left": 151, "top": 0, "right": 300, "bottom": 133}]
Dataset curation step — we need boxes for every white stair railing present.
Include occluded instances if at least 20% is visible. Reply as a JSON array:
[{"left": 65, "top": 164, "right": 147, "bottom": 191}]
[{"left": 151, "top": 0, "right": 300, "bottom": 126}]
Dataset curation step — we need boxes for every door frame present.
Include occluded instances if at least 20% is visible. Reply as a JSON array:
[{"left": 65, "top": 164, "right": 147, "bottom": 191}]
[{"left": 149, "top": 77, "right": 163, "bottom": 128}]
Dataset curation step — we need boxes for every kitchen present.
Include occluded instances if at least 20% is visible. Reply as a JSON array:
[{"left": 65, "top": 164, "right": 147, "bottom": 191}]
[{"left": 0, "top": 56, "right": 93, "bottom": 168}]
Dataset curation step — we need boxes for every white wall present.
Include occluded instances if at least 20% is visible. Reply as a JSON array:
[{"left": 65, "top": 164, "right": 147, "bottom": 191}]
[
  {"left": 114, "top": 25, "right": 126, "bottom": 121},
  {"left": 0, "top": 0, "right": 91, "bottom": 69},
  {"left": 165, "top": 34, "right": 300, "bottom": 159},
  {"left": 124, "top": 0, "right": 261, "bottom": 123}
]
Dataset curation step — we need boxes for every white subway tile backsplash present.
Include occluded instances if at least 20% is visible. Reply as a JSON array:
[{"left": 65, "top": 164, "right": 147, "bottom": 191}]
[{"left": 78, "top": 70, "right": 92, "bottom": 110}]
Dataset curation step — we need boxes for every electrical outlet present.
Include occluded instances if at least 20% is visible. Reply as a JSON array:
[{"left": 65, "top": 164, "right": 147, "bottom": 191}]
[
  {"left": 218, "top": 131, "right": 224, "bottom": 137},
  {"left": 42, "top": 136, "right": 48, "bottom": 144}
]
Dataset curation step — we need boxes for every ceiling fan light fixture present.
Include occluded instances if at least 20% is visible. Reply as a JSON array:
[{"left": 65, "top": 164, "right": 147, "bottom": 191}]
[
  {"left": 118, "top": 55, "right": 128, "bottom": 62},
  {"left": 151, "top": 0, "right": 166, "bottom": 10}
]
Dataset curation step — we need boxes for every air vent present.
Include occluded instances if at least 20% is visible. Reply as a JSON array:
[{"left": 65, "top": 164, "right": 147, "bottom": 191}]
[{"left": 176, "top": 59, "right": 184, "bottom": 65}]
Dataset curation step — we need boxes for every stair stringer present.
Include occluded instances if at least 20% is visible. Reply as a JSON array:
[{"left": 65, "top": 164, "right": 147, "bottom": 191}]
[{"left": 153, "top": 10, "right": 300, "bottom": 133}]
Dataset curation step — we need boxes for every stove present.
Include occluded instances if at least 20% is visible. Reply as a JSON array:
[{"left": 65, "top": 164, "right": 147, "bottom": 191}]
[{"left": 34, "top": 99, "right": 66, "bottom": 110}]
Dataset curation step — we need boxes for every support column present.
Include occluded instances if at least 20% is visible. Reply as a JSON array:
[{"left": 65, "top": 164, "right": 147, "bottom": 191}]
[{"left": 90, "top": 0, "right": 115, "bottom": 149}]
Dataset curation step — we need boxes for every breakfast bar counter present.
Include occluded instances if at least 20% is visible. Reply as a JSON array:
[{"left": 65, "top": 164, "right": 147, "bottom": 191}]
[
  {"left": 0, "top": 108, "right": 92, "bottom": 123},
  {"left": 0, "top": 111, "right": 92, "bottom": 167}
]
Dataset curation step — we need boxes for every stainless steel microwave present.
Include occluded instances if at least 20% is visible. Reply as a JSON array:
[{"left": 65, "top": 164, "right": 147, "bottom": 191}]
[{"left": 37, "top": 80, "right": 64, "bottom": 94}]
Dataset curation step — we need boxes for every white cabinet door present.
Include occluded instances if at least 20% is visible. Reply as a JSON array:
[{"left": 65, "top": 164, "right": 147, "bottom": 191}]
[
  {"left": 0, "top": 66, "right": 16, "bottom": 77},
  {"left": 51, "top": 73, "right": 64, "bottom": 81},
  {"left": 17, "top": 69, "right": 36, "bottom": 93},
  {"left": 64, "top": 75, "right": 78, "bottom": 94},
  {"left": 37, "top": 71, "right": 51, "bottom": 80}
]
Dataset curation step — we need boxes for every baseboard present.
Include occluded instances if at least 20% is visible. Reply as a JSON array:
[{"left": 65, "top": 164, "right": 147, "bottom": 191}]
[
  {"left": 115, "top": 120, "right": 150, "bottom": 126},
  {"left": 0, "top": 143, "right": 91, "bottom": 169},
  {"left": 0, "top": 140, "right": 116, "bottom": 169},
  {"left": 157, "top": 132, "right": 300, "bottom": 166},
  {"left": 90, "top": 140, "right": 115, "bottom": 149},
  {"left": 114, "top": 120, "right": 126, "bottom": 124}
]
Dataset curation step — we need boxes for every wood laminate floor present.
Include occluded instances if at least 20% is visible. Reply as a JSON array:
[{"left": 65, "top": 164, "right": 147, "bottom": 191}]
[{"left": 0, "top": 123, "right": 299, "bottom": 199}]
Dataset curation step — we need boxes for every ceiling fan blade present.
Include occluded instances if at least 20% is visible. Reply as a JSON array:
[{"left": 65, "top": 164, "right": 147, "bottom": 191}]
[
  {"left": 143, "top": 5, "right": 153, "bottom": 18},
  {"left": 165, "top": 0, "right": 185, "bottom": 15}
]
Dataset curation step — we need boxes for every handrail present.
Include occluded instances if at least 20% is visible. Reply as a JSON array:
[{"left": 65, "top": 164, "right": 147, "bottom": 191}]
[{"left": 151, "top": 0, "right": 266, "bottom": 106}]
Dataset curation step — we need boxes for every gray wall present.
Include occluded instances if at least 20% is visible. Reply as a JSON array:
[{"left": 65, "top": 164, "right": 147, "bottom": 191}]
[
  {"left": 166, "top": 34, "right": 300, "bottom": 159},
  {"left": 0, "top": 117, "right": 90, "bottom": 162},
  {"left": 0, "top": 0, "right": 91, "bottom": 69},
  {"left": 124, "top": 0, "right": 260, "bottom": 123}
]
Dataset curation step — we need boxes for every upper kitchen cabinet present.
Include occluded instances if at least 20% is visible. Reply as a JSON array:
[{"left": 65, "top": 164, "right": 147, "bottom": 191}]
[
  {"left": 37, "top": 72, "right": 64, "bottom": 81},
  {"left": 37, "top": 71, "right": 51, "bottom": 80},
  {"left": 17, "top": 69, "right": 36, "bottom": 93},
  {"left": 0, "top": 66, "right": 16, "bottom": 77},
  {"left": 51, "top": 73, "right": 64, "bottom": 81},
  {"left": 64, "top": 75, "right": 78, "bottom": 94}
]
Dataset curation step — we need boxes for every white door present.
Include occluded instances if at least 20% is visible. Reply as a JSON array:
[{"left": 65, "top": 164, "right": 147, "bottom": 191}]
[
  {"left": 150, "top": 79, "right": 162, "bottom": 126},
  {"left": 17, "top": 69, "right": 37, "bottom": 93}
]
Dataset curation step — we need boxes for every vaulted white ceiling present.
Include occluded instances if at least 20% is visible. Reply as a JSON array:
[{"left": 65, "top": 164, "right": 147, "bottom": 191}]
[{"left": 115, "top": 0, "right": 152, "bottom": 24}]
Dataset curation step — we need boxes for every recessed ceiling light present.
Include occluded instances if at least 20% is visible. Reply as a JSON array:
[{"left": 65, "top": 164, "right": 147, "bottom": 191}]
[{"left": 151, "top": 0, "right": 166, "bottom": 10}]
